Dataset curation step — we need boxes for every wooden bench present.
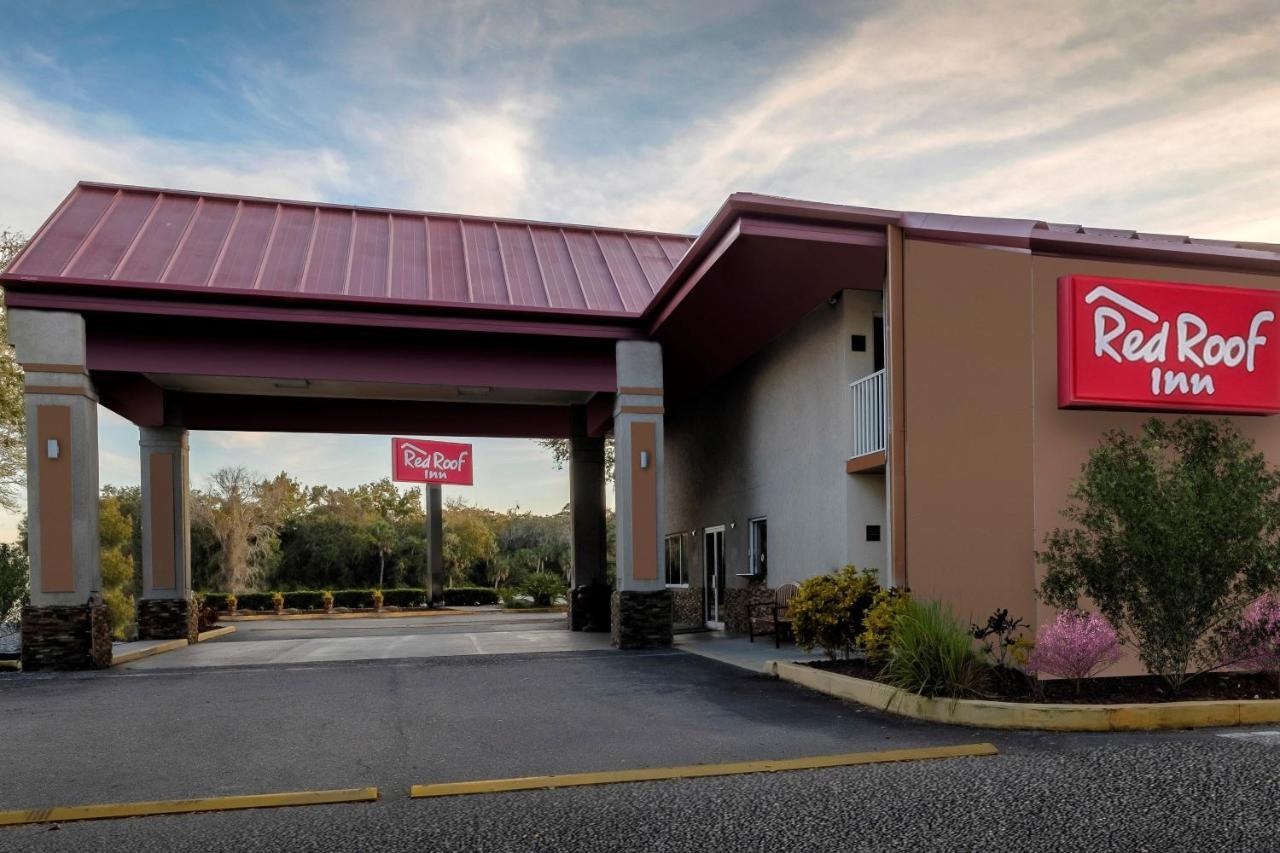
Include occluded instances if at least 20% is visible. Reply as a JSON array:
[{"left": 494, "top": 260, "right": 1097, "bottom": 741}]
[{"left": 747, "top": 583, "right": 799, "bottom": 649}]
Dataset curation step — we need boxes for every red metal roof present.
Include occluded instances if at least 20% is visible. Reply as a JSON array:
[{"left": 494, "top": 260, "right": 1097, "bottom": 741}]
[{"left": 3, "top": 182, "right": 694, "bottom": 319}]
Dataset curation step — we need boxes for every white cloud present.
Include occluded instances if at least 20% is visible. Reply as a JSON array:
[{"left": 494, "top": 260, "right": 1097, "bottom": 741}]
[
  {"left": 0, "top": 79, "right": 353, "bottom": 233},
  {"left": 359, "top": 100, "right": 545, "bottom": 215}
]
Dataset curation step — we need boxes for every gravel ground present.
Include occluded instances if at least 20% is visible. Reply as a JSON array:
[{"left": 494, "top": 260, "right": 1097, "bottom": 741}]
[{"left": 3, "top": 739, "right": 1277, "bottom": 852}]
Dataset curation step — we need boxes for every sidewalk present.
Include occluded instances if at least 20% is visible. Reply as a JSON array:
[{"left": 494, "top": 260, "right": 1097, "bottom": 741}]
[{"left": 673, "top": 631, "right": 825, "bottom": 673}]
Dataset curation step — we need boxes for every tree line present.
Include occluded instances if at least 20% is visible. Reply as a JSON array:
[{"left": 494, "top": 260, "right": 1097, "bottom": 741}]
[{"left": 77, "top": 467, "right": 613, "bottom": 637}]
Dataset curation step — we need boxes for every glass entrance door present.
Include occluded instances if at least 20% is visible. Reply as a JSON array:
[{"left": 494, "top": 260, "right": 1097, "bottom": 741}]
[{"left": 703, "top": 527, "right": 726, "bottom": 627}]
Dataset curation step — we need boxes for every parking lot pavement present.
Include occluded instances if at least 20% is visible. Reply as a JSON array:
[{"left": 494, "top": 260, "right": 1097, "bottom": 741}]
[
  {"left": 4, "top": 737, "right": 1279, "bottom": 852},
  {"left": 0, "top": 648, "right": 993, "bottom": 811},
  {"left": 3, "top": 646, "right": 1277, "bottom": 852},
  {"left": 116, "top": 611, "right": 605, "bottom": 669}
]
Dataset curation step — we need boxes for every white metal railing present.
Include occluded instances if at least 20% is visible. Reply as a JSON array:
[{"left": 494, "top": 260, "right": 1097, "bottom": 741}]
[{"left": 850, "top": 369, "right": 886, "bottom": 458}]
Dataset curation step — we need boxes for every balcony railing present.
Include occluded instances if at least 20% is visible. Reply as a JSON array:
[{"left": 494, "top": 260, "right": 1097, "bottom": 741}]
[{"left": 850, "top": 369, "right": 886, "bottom": 458}]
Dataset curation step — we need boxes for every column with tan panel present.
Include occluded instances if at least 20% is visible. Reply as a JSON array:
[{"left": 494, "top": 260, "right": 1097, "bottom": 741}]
[
  {"left": 10, "top": 309, "right": 110, "bottom": 670},
  {"left": 137, "top": 426, "right": 196, "bottom": 642},
  {"left": 611, "top": 341, "right": 671, "bottom": 649}
]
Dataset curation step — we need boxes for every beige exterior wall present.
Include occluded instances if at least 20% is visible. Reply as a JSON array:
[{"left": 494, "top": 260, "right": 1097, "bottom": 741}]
[
  {"left": 901, "top": 238, "right": 1280, "bottom": 649},
  {"left": 900, "top": 240, "right": 1036, "bottom": 627},
  {"left": 664, "top": 289, "right": 886, "bottom": 619}
]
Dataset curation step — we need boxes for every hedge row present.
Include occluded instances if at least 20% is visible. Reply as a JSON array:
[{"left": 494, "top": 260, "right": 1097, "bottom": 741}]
[{"left": 197, "top": 586, "right": 499, "bottom": 611}]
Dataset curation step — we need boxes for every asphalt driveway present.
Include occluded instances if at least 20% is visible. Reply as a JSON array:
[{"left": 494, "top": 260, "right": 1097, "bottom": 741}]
[{"left": 2, "top": 623, "right": 1278, "bottom": 852}]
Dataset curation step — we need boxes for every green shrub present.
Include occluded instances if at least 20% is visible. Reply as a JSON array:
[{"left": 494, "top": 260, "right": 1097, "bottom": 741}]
[
  {"left": 285, "top": 591, "right": 326, "bottom": 611},
  {"left": 331, "top": 589, "right": 375, "bottom": 609},
  {"left": 861, "top": 587, "right": 911, "bottom": 664},
  {"left": 1039, "top": 417, "right": 1280, "bottom": 690},
  {"left": 520, "top": 572, "right": 568, "bottom": 607},
  {"left": 0, "top": 544, "right": 29, "bottom": 625},
  {"left": 882, "top": 599, "right": 987, "bottom": 698},
  {"left": 789, "top": 566, "right": 880, "bottom": 659},
  {"left": 236, "top": 592, "right": 276, "bottom": 611},
  {"left": 199, "top": 592, "right": 231, "bottom": 612},
  {"left": 442, "top": 587, "right": 500, "bottom": 606},
  {"left": 382, "top": 588, "right": 428, "bottom": 608}
]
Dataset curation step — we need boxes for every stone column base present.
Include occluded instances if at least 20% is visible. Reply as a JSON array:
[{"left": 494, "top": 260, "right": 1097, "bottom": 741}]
[
  {"left": 20, "top": 597, "right": 112, "bottom": 671},
  {"left": 611, "top": 589, "right": 673, "bottom": 649},
  {"left": 570, "top": 583, "right": 612, "bottom": 632},
  {"left": 137, "top": 597, "right": 199, "bottom": 643}
]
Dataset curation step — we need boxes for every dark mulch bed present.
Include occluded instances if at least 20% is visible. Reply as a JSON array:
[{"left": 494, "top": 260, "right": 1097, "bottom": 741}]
[{"left": 808, "top": 658, "right": 1280, "bottom": 704}]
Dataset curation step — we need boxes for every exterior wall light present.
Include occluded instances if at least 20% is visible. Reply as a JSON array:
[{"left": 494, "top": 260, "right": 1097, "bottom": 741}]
[
  {"left": 46, "top": 439, "right": 60, "bottom": 460},
  {"left": 639, "top": 450, "right": 650, "bottom": 469}
]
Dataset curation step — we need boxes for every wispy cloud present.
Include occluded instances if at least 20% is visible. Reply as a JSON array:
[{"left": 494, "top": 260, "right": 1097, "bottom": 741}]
[{"left": 0, "top": 0, "right": 1275, "bottom": 539}]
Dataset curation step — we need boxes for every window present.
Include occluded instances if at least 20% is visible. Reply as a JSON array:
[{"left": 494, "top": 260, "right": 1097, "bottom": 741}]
[
  {"left": 665, "top": 534, "right": 687, "bottom": 586},
  {"left": 748, "top": 517, "right": 768, "bottom": 577}
]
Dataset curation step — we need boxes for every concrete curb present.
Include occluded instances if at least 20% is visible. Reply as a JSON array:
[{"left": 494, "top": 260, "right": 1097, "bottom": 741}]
[
  {"left": 767, "top": 660, "right": 1280, "bottom": 731},
  {"left": 110, "top": 638, "right": 189, "bottom": 667},
  {"left": 409, "top": 743, "right": 998, "bottom": 798},
  {"left": 222, "top": 606, "right": 565, "bottom": 622},
  {"left": 0, "top": 787, "right": 379, "bottom": 827},
  {"left": 197, "top": 625, "right": 236, "bottom": 642}
]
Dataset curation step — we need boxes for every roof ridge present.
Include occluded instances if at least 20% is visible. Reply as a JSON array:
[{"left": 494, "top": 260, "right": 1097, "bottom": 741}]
[{"left": 73, "top": 180, "right": 697, "bottom": 241}]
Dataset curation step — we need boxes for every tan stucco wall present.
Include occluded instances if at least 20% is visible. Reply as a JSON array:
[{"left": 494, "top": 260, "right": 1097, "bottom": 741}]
[
  {"left": 902, "top": 238, "right": 1280, "bottom": 651},
  {"left": 901, "top": 240, "right": 1036, "bottom": 627},
  {"left": 1029, "top": 255, "right": 1280, "bottom": 663}
]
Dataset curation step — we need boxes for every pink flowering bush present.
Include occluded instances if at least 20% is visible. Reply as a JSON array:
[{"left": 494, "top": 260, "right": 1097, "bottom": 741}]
[
  {"left": 1027, "top": 611, "right": 1123, "bottom": 695},
  {"left": 1229, "top": 592, "right": 1280, "bottom": 690}
]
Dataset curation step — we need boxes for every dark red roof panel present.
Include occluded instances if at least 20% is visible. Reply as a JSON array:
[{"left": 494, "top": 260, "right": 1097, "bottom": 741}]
[{"left": 6, "top": 183, "right": 695, "bottom": 319}]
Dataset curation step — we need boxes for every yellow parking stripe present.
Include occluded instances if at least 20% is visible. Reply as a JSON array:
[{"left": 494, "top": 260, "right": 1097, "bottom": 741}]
[
  {"left": 0, "top": 787, "right": 379, "bottom": 827},
  {"left": 410, "top": 743, "right": 997, "bottom": 798}
]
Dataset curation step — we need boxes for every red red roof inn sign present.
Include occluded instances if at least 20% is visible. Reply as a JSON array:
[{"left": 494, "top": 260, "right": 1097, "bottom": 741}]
[
  {"left": 1058, "top": 275, "right": 1280, "bottom": 415},
  {"left": 392, "top": 438, "right": 474, "bottom": 485}
]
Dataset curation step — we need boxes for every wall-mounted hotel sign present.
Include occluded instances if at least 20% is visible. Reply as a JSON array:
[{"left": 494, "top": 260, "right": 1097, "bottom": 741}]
[
  {"left": 1058, "top": 275, "right": 1280, "bottom": 415},
  {"left": 392, "top": 438, "right": 474, "bottom": 485}
]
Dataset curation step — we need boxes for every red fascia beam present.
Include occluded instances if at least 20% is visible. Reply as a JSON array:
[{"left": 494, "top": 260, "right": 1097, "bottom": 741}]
[
  {"left": 584, "top": 392, "right": 615, "bottom": 438},
  {"left": 166, "top": 392, "right": 574, "bottom": 438},
  {"left": 3, "top": 287, "right": 646, "bottom": 341},
  {"left": 93, "top": 371, "right": 166, "bottom": 426},
  {"left": 83, "top": 315, "right": 619, "bottom": 394}
]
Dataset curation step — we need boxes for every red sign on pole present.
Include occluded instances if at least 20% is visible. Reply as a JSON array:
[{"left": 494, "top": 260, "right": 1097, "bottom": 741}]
[
  {"left": 392, "top": 438, "right": 474, "bottom": 485},
  {"left": 1058, "top": 275, "right": 1280, "bottom": 415}
]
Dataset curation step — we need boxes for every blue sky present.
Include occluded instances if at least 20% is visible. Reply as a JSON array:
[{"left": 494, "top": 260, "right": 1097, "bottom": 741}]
[{"left": 2, "top": 0, "right": 1279, "bottom": 535}]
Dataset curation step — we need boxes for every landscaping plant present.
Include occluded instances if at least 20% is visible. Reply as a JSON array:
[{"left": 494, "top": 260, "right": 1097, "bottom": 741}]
[
  {"left": 1026, "top": 610, "right": 1123, "bottom": 696},
  {"left": 971, "top": 609, "right": 1027, "bottom": 670},
  {"left": 0, "top": 543, "right": 28, "bottom": 630},
  {"left": 520, "top": 572, "right": 568, "bottom": 607},
  {"left": 1039, "top": 418, "right": 1280, "bottom": 691},
  {"left": 1227, "top": 592, "right": 1280, "bottom": 691},
  {"left": 882, "top": 599, "right": 987, "bottom": 698},
  {"left": 790, "top": 566, "right": 880, "bottom": 660},
  {"left": 860, "top": 586, "right": 910, "bottom": 664}
]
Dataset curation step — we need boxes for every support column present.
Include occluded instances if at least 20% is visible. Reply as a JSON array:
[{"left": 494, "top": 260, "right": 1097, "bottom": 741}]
[
  {"left": 137, "top": 427, "right": 196, "bottom": 642},
  {"left": 611, "top": 341, "right": 671, "bottom": 649},
  {"left": 569, "top": 406, "right": 609, "bottom": 631},
  {"left": 426, "top": 484, "right": 444, "bottom": 604},
  {"left": 12, "top": 310, "right": 111, "bottom": 670}
]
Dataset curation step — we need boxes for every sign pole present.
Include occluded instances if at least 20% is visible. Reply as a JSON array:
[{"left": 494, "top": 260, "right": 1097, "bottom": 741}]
[{"left": 426, "top": 484, "right": 444, "bottom": 605}]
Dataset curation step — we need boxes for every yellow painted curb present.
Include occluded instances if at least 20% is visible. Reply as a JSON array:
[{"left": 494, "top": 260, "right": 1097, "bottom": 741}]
[
  {"left": 0, "top": 787, "right": 379, "bottom": 827},
  {"left": 110, "top": 638, "right": 189, "bottom": 667},
  {"left": 197, "top": 626, "right": 236, "bottom": 642},
  {"left": 223, "top": 609, "right": 459, "bottom": 622},
  {"left": 0, "top": 660, "right": 19, "bottom": 672},
  {"left": 409, "top": 743, "right": 997, "bottom": 798},
  {"left": 768, "top": 660, "right": 1280, "bottom": 732}
]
